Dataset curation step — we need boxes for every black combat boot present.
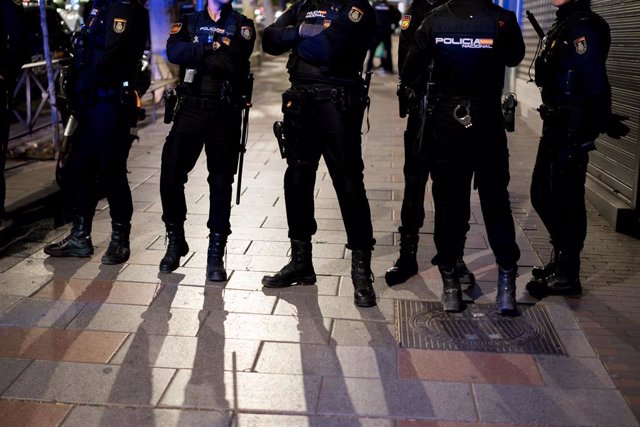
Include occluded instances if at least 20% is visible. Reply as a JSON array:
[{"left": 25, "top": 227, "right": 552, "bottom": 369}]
[
  {"left": 44, "top": 217, "right": 94, "bottom": 258},
  {"left": 352, "top": 249, "right": 376, "bottom": 307},
  {"left": 439, "top": 265, "right": 463, "bottom": 312},
  {"left": 206, "top": 233, "right": 227, "bottom": 282},
  {"left": 455, "top": 257, "right": 475, "bottom": 289},
  {"left": 496, "top": 265, "right": 518, "bottom": 315},
  {"left": 101, "top": 222, "right": 131, "bottom": 265},
  {"left": 544, "top": 253, "right": 582, "bottom": 296},
  {"left": 159, "top": 223, "right": 189, "bottom": 273},
  {"left": 262, "top": 240, "right": 316, "bottom": 287},
  {"left": 385, "top": 230, "right": 419, "bottom": 286},
  {"left": 531, "top": 246, "right": 559, "bottom": 280}
]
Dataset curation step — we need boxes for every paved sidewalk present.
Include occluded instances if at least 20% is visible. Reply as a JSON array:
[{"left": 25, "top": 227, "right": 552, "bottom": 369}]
[{"left": 0, "top": 56, "right": 639, "bottom": 426}]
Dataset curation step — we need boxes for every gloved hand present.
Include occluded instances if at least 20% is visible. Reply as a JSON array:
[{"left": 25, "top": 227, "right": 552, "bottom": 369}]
[
  {"left": 604, "top": 113, "right": 630, "bottom": 139},
  {"left": 298, "top": 22, "right": 326, "bottom": 38}
]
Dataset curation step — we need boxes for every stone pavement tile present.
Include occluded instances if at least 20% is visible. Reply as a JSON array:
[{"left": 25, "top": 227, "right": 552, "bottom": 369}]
[
  {"left": 397, "top": 421, "right": 533, "bottom": 427},
  {"left": 274, "top": 293, "right": 395, "bottom": 322},
  {"left": 0, "top": 299, "right": 86, "bottom": 328},
  {"left": 254, "top": 342, "right": 397, "bottom": 378},
  {"left": 555, "top": 329, "right": 598, "bottom": 357},
  {"left": 185, "top": 252, "right": 251, "bottom": 271},
  {"left": 110, "top": 334, "right": 259, "bottom": 371},
  {"left": 235, "top": 413, "right": 395, "bottom": 426},
  {"left": 203, "top": 311, "right": 332, "bottom": 343},
  {"left": 0, "top": 256, "right": 22, "bottom": 273},
  {"left": 160, "top": 371, "right": 322, "bottom": 412},
  {"left": 32, "top": 278, "right": 162, "bottom": 306},
  {"left": 398, "top": 349, "right": 544, "bottom": 386},
  {"left": 0, "top": 273, "right": 52, "bottom": 297},
  {"left": 246, "top": 240, "right": 346, "bottom": 259},
  {"left": 4, "top": 360, "right": 175, "bottom": 406},
  {"left": 317, "top": 377, "right": 476, "bottom": 420},
  {"left": 152, "top": 285, "right": 277, "bottom": 314},
  {"left": 117, "top": 264, "right": 209, "bottom": 287},
  {"left": 331, "top": 319, "right": 397, "bottom": 347},
  {"left": 68, "top": 302, "right": 203, "bottom": 336},
  {"left": 6, "top": 257, "right": 123, "bottom": 281},
  {"left": 62, "top": 406, "right": 232, "bottom": 427},
  {"left": 534, "top": 355, "right": 615, "bottom": 389},
  {"left": 228, "top": 270, "right": 340, "bottom": 295},
  {"left": 0, "top": 359, "right": 30, "bottom": 393},
  {"left": 0, "top": 400, "right": 72, "bottom": 427},
  {"left": 0, "top": 296, "right": 22, "bottom": 317},
  {"left": 149, "top": 237, "right": 251, "bottom": 254},
  {"left": 263, "top": 216, "right": 345, "bottom": 231},
  {"left": 541, "top": 301, "right": 581, "bottom": 330},
  {"left": 473, "top": 383, "right": 639, "bottom": 426},
  {"left": 0, "top": 327, "right": 127, "bottom": 363}
]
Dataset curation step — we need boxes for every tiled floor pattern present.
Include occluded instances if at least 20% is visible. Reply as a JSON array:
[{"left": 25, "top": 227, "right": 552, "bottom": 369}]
[{"left": 0, "top": 57, "right": 639, "bottom": 426}]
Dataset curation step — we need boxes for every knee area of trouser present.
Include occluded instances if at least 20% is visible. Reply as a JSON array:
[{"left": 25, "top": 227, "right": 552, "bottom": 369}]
[{"left": 286, "top": 158, "right": 319, "bottom": 173}]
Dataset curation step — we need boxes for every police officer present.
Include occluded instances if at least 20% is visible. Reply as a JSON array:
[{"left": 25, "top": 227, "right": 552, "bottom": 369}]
[
  {"left": 0, "top": 0, "right": 26, "bottom": 222},
  {"left": 366, "top": 0, "right": 401, "bottom": 74},
  {"left": 261, "top": 0, "right": 378, "bottom": 307},
  {"left": 159, "top": 0, "right": 255, "bottom": 281},
  {"left": 44, "top": 0, "right": 148, "bottom": 263},
  {"left": 402, "top": 0, "right": 524, "bottom": 313},
  {"left": 527, "top": 0, "right": 620, "bottom": 298},
  {"left": 386, "top": 0, "right": 475, "bottom": 288}
]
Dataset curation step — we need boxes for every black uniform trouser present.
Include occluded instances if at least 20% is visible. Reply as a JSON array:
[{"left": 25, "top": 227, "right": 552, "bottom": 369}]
[
  {"left": 66, "top": 94, "right": 133, "bottom": 224},
  {"left": 160, "top": 97, "right": 240, "bottom": 236},
  {"left": 530, "top": 121, "right": 588, "bottom": 258},
  {"left": 399, "top": 109, "right": 430, "bottom": 235},
  {"left": 430, "top": 100, "right": 520, "bottom": 268},
  {"left": 282, "top": 85, "right": 373, "bottom": 250},
  {"left": 0, "top": 81, "right": 8, "bottom": 217}
]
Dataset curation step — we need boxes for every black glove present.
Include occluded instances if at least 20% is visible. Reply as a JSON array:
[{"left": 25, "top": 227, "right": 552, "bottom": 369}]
[
  {"left": 298, "top": 23, "right": 326, "bottom": 38},
  {"left": 604, "top": 113, "right": 630, "bottom": 139}
]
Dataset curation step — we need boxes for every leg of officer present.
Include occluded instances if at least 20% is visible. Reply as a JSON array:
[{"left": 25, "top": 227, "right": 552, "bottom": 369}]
[
  {"left": 475, "top": 132, "right": 520, "bottom": 313},
  {"left": 159, "top": 107, "right": 206, "bottom": 273},
  {"left": 321, "top": 99, "right": 376, "bottom": 307},
  {"left": 262, "top": 95, "right": 319, "bottom": 288},
  {"left": 94, "top": 96, "right": 135, "bottom": 265},
  {"left": 430, "top": 115, "right": 473, "bottom": 312},
  {"left": 529, "top": 133, "right": 586, "bottom": 296},
  {"left": 202, "top": 105, "right": 240, "bottom": 282},
  {"left": 385, "top": 111, "right": 428, "bottom": 286},
  {"left": 44, "top": 105, "right": 99, "bottom": 258}
]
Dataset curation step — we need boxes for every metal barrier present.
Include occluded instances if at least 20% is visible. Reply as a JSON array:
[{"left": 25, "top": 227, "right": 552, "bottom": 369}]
[{"left": 10, "top": 57, "right": 71, "bottom": 134}]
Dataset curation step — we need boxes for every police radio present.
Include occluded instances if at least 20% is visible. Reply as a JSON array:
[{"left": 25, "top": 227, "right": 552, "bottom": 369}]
[
  {"left": 502, "top": 92, "right": 517, "bottom": 132},
  {"left": 163, "top": 87, "right": 178, "bottom": 124}
]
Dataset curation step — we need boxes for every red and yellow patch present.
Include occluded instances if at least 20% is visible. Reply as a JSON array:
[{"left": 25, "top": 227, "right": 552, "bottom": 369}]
[
  {"left": 113, "top": 18, "right": 127, "bottom": 33},
  {"left": 348, "top": 6, "right": 364, "bottom": 23},
  {"left": 170, "top": 22, "right": 182, "bottom": 35},
  {"left": 574, "top": 36, "right": 587, "bottom": 54},
  {"left": 401, "top": 15, "right": 411, "bottom": 31},
  {"left": 323, "top": 19, "right": 332, "bottom": 29}
]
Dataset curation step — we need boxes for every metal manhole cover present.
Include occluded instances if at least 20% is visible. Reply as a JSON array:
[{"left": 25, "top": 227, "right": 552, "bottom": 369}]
[{"left": 395, "top": 300, "right": 566, "bottom": 355}]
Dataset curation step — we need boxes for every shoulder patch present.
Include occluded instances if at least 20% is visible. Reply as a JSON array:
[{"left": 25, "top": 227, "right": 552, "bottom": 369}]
[
  {"left": 401, "top": 15, "right": 411, "bottom": 30},
  {"left": 170, "top": 22, "right": 182, "bottom": 35},
  {"left": 574, "top": 36, "right": 587, "bottom": 55},
  {"left": 113, "top": 18, "right": 127, "bottom": 33},
  {"left": 241, "top": 26, "right": 253, "bottom": 40},
  {"left": 348, "top": 6, "right": 364, "bottom": 23}
]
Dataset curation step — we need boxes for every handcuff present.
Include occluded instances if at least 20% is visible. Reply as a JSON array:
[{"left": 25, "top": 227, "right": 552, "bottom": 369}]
[{"left": 453, "top": 100, "right": 472, "bottom": 128}]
